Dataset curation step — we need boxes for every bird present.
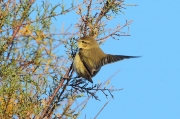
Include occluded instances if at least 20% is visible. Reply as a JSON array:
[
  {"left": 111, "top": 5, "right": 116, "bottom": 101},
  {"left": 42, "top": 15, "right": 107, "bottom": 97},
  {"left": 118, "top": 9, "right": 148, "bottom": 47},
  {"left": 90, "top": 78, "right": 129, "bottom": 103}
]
[{"left": 73, "top": 36, "right": 139, "bottom": 83}]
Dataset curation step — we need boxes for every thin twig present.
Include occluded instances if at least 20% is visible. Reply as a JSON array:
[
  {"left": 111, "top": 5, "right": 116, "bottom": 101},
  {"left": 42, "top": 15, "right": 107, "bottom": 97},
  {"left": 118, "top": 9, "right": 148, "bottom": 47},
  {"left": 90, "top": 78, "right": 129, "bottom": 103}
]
[{"left": 94, "top": 100, "right": 111, "bottom": 119}]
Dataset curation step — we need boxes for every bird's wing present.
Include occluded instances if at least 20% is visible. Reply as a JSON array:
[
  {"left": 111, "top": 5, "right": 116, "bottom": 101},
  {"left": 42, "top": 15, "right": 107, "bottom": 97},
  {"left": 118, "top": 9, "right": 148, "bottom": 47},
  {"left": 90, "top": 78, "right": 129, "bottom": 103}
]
[
  {"left": 79, "top": 51, "right": 100, "bottom": 77},
  {"left": 100, "top": 54, "right": 140, "bottom": 66}
]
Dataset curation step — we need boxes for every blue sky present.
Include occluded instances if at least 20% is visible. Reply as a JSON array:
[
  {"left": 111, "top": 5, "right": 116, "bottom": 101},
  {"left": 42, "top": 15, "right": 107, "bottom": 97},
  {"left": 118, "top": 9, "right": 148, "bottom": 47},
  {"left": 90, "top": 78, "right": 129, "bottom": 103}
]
[{"left": 41, "top": 0, "right": 180, "bottom": 119}]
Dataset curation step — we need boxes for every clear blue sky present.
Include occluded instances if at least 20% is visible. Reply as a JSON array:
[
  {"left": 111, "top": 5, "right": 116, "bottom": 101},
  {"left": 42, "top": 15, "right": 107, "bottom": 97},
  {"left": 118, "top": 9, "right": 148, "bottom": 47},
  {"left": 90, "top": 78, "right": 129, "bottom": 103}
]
[{"left": 41, "top": 0, "right": 180, "bottom": 119}]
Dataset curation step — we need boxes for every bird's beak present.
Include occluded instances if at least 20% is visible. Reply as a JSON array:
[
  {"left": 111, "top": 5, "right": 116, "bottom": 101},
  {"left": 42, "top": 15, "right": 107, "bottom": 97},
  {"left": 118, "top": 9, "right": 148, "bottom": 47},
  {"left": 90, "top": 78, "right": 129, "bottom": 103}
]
[
  {"left": 77, "top": 40, "right": 81, "bottom": 43},
  {"left": 77, "top": 40, "right": 81, "bottom": 48}
]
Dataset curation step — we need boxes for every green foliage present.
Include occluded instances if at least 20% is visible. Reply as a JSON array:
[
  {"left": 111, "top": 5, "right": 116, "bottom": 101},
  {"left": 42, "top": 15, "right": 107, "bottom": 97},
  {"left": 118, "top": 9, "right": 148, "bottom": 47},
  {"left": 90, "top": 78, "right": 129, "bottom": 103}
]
[{"left": 0, "top": 0, "right": 67, "bottom": 118}]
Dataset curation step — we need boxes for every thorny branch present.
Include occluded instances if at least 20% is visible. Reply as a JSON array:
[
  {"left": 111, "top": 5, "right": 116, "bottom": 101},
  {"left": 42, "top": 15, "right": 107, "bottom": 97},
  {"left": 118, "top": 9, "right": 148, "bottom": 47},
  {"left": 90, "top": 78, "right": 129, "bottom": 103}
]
[
  {"left": 0, "top": 2, "right": 78, "bottom": 33},
  {"left": 68, "top": 79, "right": 123, "bottom": 101},
  {"left": 76, "top": 0, "right": 132, "bottom": 41},
  {"left": 6, "top": 0, "right": 35, "bottom": 60},
  {"left": 40, "top": 63, "right": 74, "bottom": 118}
]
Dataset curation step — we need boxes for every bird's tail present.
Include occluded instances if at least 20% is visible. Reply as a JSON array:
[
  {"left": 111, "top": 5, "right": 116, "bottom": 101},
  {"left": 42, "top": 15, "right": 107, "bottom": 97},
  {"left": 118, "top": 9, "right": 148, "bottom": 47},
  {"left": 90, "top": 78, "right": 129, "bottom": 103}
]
[{"left": 101, "top": 55, "right": 140, "bottom": 66}]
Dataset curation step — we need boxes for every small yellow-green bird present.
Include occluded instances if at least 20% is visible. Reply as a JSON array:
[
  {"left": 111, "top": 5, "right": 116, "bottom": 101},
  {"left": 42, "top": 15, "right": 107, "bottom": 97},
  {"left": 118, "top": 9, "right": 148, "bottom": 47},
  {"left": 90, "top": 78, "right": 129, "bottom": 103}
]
[{"left": 73, "top": 36, "right": 139, "bottom": 83}]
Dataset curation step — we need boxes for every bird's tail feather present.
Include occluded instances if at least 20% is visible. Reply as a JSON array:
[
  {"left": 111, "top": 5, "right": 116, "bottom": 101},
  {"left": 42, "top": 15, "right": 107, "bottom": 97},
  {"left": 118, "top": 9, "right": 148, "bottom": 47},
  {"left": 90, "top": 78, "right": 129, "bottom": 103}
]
[{"left": 101, "top": 55, "right": 140, "bottom": 66}]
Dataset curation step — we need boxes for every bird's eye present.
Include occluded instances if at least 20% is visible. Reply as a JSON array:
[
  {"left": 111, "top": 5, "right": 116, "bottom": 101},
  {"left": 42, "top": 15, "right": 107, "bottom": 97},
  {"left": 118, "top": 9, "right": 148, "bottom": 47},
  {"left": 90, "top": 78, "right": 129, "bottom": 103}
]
[{"left": 81, "top": 41, "right": 86, "bottom": 43}]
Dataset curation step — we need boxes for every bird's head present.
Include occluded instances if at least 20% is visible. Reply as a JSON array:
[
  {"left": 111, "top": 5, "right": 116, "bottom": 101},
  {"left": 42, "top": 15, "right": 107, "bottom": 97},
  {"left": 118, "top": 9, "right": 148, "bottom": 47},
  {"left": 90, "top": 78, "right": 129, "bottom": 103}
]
[{"left": 77, "top": 37, "right": 99, "bottom": 49}]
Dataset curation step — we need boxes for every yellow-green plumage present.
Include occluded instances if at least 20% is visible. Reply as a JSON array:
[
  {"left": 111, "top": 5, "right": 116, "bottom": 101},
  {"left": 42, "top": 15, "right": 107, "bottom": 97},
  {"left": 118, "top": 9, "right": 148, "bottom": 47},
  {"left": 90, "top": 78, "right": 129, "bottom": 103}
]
[{"left": 73, "top": 37, "right": 139, "bottom": 83}]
